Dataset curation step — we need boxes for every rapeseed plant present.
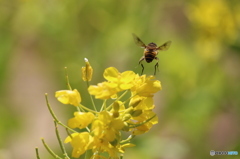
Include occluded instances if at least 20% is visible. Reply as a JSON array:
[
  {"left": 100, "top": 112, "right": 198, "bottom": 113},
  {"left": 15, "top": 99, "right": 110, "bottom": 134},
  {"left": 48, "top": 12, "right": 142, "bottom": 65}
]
[{"left": 36, "top": 58, "right": 161, "bottom": 159}]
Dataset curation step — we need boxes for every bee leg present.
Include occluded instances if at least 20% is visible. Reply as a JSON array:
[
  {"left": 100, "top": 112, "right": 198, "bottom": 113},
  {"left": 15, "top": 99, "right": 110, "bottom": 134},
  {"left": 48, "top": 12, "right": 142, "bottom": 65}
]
[
  {"left": 139, "top": 57, "right": 145, "bottom": 75},
  {"left": 154, "top": 57, "right": 159, "bottom": 75},
  {"left": 140, "top": 63, "right": 144, "bottom": 75}
]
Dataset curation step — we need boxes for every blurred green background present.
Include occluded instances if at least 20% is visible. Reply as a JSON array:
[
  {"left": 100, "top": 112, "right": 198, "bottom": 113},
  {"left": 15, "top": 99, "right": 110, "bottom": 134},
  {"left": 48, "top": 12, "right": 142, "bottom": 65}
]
[{"left": 0, "top": 0, "right": 240, "bottom": 159}]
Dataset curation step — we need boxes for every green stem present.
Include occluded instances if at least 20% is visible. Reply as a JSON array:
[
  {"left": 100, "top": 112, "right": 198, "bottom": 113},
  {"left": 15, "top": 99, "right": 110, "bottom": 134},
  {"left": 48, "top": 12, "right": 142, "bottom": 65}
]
[
  {"left": 76, "top": 105, "right": 82, "bottom": 112},
  {"left": 79, "top": 103, "right": 97, "bottom": 113},
  {"left": 86, "top": 81, "right": 97, "bottom": 111},
  {"left": 106, "top": 90, "right": 129, "bottom": 111},
  {"left": 64, "top": 67, "right": 72, "bottom": 90},
  {"left": 66, "top": 128, "right": 73, "bottom": 139},
  {"left": 45, "top": 93, "right": 77, "bottom": 133},
  {"left": 100, "top": 99, "right": 107, "bottom": 112},
  {"left": 122, "top": 93, "right": 137, "bottom": 107},
  {"left": 120, "top": 135, "right": 135, "bottom": 144},
  {"left": 120, "top": 154, "right": 124, "bottom": 159},
  {"left": 54, "top": 121, "right": 70, "bottom": 159},
  {"left": 128, "top": 114, "right": 156, "bottom": 128},
  {"left": 35, "top": 147, "right": 40, "bottom": 159},
  {"left": 41, "top": 138, "right": 63, "bottom": 159}
]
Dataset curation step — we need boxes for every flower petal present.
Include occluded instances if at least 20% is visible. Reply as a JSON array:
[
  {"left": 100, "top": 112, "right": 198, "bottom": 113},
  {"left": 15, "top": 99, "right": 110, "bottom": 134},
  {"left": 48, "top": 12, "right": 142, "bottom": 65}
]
[{"left": 104, "top": 67, "right": 119, "bottom": 82}]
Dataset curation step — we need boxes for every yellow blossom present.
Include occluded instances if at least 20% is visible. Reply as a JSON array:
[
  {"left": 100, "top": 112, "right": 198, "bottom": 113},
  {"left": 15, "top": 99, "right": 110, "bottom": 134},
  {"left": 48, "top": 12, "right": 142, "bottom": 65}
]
[
  {"left": 131, "top": 110, "right": 158, "bottom": 135},
  {"left": 55, "top": 89, "right": 81, "bottom": 106},
  {"left": 88, "top": 81, "right": 118, "bottom": 99},
  {"left": 129, "top": 95, "right": 155, "bottom": 110},
  {"left": 64, "top": 132, "right": 93, "bottom": 158},
  {"left": 91, "top": 136, "right": 134, "bottom": 159},
  {"left": 104, "top": 67, "right": 135, "bottom": 90},
  {"left": 131, "top": 74, "right": 162, "bottom": 97},
  {"left": 91, "top": 137, "right": 119, "bottom": 158},
  {"left": 88, "top": 67, "right": 137, "bottom": 99},
  {"left": 68, "top": 112, "right": 95, "bottom": 129},
  {"left": 185, "top": 0, "right": 239, "bottom": 61},
  {"left": 92, "top": 111, "right": 124, "bottom": 142},
  {"left": 44, "top": 61, "right": 162, "bottom": 159}
]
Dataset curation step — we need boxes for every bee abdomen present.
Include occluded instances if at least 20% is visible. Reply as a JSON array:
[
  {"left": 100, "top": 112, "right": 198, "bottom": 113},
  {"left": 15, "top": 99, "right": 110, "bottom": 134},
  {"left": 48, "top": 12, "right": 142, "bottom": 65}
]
[{"left": 145, "top": 53, "right": 155, "bottom": 63}]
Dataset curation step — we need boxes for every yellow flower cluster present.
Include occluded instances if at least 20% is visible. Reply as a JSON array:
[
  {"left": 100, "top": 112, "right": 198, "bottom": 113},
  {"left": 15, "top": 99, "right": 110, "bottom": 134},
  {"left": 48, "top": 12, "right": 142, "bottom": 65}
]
[
  {"left": 185, "top": 0, "right": 239, "bottom": 61},
  {"left": 55, "top": 59, "right": 161, "bottom": 158}
]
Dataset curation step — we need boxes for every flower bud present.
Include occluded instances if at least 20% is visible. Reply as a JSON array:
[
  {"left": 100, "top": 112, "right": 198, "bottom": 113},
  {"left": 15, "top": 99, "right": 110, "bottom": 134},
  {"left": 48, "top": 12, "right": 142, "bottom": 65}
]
[
  {"left": 124, "top": 107, "right": 134, "bottom": 114},
  {"left": 122, "top": 114, "right": 131, "bottom": 121},
  {"left": 122, "top": 122, "right": 130, "bottom": 131},
  {"left": 113, "top": 101, "right": 120, "bottom": 111},
  {"left": 82, "top": 58, "right": 93, "bottom": 81},
  {"left": 129, "top": 98, "right": 142, "bottom": 108},
  {"left": 112, "top": 111, "right": 119, "bottom": 118},
  {"left": 131, "top": 109, "right": 142, "bottom": 117}
]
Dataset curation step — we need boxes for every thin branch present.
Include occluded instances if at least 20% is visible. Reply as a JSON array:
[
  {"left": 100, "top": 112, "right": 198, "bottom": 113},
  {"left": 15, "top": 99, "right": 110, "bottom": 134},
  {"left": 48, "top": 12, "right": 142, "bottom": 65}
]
[
  {"left": 35, "top": 147, "right": 41, "bottom": 159},
  {"left": 41, "top": 138, "right": 62, "bottom": 159},
  {"left": 45, "top": 93, "right": 77, "bottom": 133},
  {"left": 54, "top": 121, "right": 70, "bottom": 159}
]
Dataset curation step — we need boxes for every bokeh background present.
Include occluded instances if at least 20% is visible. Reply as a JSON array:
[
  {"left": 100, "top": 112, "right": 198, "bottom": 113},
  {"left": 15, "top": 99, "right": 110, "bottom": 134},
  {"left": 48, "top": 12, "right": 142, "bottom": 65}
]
[{"left": 0, "top": 0, "right": 240, "bottom": 159}]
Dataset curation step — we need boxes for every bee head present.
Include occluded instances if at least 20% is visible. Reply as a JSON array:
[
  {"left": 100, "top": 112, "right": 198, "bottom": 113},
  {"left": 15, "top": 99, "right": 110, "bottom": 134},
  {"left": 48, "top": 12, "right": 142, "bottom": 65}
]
[{"left": 147, "top": 42, "right": 157, "bottom": 48}]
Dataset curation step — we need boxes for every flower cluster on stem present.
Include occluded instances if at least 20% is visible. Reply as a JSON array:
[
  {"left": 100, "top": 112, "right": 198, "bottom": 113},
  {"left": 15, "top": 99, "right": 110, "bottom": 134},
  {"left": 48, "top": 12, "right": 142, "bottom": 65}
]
[{"left": 38, "top": 58, "right": 162, "bottom": 159}]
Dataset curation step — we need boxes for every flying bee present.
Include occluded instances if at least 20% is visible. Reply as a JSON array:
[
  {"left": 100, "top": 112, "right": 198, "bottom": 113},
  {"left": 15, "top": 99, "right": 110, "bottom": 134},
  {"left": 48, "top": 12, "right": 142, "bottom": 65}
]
[{"left": 132, "top": 33, "right": 172, "bottom": 75}]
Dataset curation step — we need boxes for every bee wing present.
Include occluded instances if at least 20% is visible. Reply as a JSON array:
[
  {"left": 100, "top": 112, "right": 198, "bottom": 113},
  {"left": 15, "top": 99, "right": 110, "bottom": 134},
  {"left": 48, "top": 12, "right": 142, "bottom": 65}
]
[
  {"left": 132, "top": 33, "right": 146, "bottom": 48},
  {"left": 157, "top": 41, "right": 172, "bottom": 51}
]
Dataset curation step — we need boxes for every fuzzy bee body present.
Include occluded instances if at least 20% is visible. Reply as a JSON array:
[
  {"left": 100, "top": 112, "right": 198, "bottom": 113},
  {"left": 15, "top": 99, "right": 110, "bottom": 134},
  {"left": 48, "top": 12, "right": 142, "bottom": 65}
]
[
  {"left": 132, "top": 34, "right": 171, "bottom": 75},
  {"left": 144, "top": 42, "right": 158, "bottom": 63}
]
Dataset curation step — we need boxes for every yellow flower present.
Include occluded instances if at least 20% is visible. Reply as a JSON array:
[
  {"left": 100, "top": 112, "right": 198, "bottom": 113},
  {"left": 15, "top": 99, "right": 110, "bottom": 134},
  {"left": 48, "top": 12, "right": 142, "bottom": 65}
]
[
  {"left": 68, "top": 112, "right": 95, "bottom": 129},
  {"left": 131, "top": 75, "right": 162, "bottom": 97},
  {"left": 49, "top": 63, "right": 162, "bottom": 158},
  {"left": 131, "top": 110, "right": 158, "bottom": 135},
  {"left": 81, "top": 58, "right": 93, "bottom": 81},
  {"left": 91, "top": 137, "right": 119, "bottom": 158},
  {"left": 129, "top": 95, "right": 155, "bottom": 110},
  {"left": 55, "top": 89, "right": 81, "bottom": 106},
  {"left": 64, "top": 132, "right": 93, "bottom": 158},
  {"left": 88, "top": 82, "right": 118, "bottom": 99},
  {"left": 88, "top": 67, "right": 136, "bottom": 99},
  {"left": 103, "top": 67, "right": 135, "bottom": 90},
  {"left": 92, "top": 111, "right": 124, "bottom": 142},
  {"left": 185, "top": 0, "right": 239, "bottom": 61},
  {"left": 91, "top": 136, "right": 134, "bottom": 159}
]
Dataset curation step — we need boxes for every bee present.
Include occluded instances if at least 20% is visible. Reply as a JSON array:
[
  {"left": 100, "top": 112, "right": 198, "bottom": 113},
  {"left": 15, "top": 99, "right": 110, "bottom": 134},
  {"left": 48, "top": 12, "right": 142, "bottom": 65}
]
[{"left": 132, "top": 33, "right": 172, "bottom": 75}]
